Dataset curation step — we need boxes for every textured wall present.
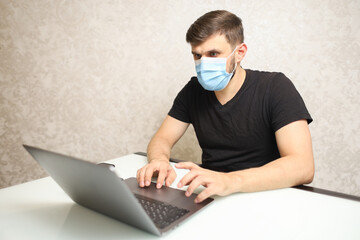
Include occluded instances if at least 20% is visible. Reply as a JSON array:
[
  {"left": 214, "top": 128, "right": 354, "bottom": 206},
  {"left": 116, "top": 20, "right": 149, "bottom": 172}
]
[{"left": 0, "top": 0, "right": 359, "bottom": 196}]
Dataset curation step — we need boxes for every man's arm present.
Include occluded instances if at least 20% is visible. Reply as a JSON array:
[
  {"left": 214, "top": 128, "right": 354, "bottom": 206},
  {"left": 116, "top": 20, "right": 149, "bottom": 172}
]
[
  {"left": 176, "top": 119, "right": 314, "bottom": 202},
  {"left": 136, "top": 115, "right": 190, "bottom": 188},
  {"left": 230, "top": 119, "right": 314, "bottom": 191}
]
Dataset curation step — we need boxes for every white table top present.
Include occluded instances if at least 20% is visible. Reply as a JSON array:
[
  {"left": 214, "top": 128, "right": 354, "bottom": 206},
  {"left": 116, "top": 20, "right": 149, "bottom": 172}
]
[{"left": 1, "top": 153, "right": 360, "bottom": 240}]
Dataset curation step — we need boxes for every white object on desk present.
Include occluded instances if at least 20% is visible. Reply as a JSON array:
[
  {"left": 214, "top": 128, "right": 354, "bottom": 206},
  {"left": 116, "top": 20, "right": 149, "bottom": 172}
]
[
  {"left": 1, "top": 153, "right": 360, "bottom": 240},
  {"left": 105, "top": 153, "right": 191, "bottom": 190}
]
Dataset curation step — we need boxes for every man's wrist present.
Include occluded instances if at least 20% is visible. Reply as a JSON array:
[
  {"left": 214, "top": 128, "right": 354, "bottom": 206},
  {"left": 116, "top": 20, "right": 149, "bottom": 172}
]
[
  {"left": 148, "top": 157, "right": 169, "bottom": 164},
  {"left": 226, "top": 171, "right": 244, "bottom": 194}
]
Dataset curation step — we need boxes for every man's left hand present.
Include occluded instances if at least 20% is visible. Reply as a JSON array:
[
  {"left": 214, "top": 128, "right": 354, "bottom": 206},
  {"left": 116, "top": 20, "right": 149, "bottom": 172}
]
[{"left": 175, "top": 162, "right": 235, "bottom": 203}]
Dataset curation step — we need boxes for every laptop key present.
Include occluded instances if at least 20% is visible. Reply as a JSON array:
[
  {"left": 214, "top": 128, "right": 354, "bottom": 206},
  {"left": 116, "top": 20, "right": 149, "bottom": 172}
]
[{"left": 135, "top": 194, "right": 189, "bottom": 229}]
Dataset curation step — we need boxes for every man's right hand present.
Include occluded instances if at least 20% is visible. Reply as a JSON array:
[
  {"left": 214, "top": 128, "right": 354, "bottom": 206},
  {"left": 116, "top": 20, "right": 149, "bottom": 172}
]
[
  {"left": 137, "top": 115, "right": 189, "bottom": 189},
  {"left": 136, "top": 159, "right": 177, "bottom": 189}
]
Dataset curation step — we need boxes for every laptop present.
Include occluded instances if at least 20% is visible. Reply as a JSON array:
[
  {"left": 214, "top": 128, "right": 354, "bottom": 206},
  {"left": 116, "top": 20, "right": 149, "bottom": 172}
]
[{"left": 23, "top": 145, "right": 213, "bottom": 236}]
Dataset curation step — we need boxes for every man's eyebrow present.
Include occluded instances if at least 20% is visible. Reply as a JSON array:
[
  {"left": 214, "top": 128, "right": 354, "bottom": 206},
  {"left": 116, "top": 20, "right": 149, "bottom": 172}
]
[
  {"left": 191, "top": 49, "right": 222, "bottom": 55},
  {"left": 206, "top": 49, "right": 221, "bottom": 53}
]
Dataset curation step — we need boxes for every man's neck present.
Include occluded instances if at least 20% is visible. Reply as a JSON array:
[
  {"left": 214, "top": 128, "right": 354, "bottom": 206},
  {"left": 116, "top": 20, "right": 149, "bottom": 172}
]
[{"left": 215, "top": 67, "right": 246, "bottom": 105}]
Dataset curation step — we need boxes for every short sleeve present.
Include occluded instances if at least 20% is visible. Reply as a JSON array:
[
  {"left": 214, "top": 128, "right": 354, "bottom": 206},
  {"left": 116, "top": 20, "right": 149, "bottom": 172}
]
[
  {"left": 168, "top": 78, "right": 196, "bottom": 123},
  {"left": 269, "top": 73, "right": 312, "bottom": 132}
]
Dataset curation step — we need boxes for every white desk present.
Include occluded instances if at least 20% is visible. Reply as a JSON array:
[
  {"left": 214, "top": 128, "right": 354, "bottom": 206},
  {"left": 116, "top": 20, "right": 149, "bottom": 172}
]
[{"left": 1, "top": 153, "right": 360, "bottom": 239}]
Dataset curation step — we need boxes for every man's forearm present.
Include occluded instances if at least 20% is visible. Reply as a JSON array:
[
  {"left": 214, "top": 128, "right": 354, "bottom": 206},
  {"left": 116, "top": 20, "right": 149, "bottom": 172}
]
[
  {"left": 228, "top": 155, "right": 314, "bottom": 193},
  {"left": 147, "top": 136, "right": 172, "bottom": 163}
]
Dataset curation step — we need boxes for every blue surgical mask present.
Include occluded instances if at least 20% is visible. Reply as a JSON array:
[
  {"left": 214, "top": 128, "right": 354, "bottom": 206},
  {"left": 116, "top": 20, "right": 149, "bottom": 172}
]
[{"left": 195, "top": 47, "right": 237, "bottom": 91}]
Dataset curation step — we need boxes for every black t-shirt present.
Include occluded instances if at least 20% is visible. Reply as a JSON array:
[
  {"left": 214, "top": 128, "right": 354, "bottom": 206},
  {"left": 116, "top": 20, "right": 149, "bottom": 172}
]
[{"left": 168, "top": 69, "right": 312, "bottom": 172}]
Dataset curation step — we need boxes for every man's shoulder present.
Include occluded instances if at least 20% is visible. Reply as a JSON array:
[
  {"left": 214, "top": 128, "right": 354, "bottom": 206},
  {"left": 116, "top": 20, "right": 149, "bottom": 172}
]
[
  {"left": 246, "top": 69, "right": 291, "bottom": 89},
  {"left": 246, "top": 69, "right": 286, "bottom": 81},
  {"left": 173, "top": 76, "right": 205, "bottom": 102},
  {"left": 182, "top": 76, "right": 204, "bottom": 92},
  {"left": 188, "top": 76, "right": 200, "bottom": 86}
]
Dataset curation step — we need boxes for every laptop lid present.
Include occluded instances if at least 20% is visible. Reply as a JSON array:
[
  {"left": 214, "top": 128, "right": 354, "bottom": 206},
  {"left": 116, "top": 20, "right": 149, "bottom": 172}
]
[
  {"left": 23, "top": 145, "right": 213, "bottom": 236},
  {"left": 24, "top": 145, "right": 160, "bottom": 235}
]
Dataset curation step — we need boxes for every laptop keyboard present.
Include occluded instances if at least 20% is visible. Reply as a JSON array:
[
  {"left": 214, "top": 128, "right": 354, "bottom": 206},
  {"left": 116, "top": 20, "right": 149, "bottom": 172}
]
[{"left": 135, "top": 194, "right": 190, "bottom": 229}]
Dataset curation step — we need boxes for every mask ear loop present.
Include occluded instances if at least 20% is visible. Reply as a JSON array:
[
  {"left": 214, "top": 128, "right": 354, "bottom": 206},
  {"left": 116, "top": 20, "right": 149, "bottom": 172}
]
[
  {"left": 227, "top": 46, "right": 239, "bottom": 59},
  {"left": 226, "top": 45, "right": 240, "bottom": 74}
]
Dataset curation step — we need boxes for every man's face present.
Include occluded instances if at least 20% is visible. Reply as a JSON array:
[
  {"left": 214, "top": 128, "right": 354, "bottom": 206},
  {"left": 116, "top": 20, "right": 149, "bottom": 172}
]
[{"left": 191, "top": 34, "right": 236, "bottom": 73}]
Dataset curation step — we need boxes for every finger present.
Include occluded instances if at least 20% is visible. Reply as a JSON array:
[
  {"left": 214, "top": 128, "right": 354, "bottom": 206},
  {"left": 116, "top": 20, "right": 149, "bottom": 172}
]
[
  {"left": 137, "top": 167, "right": 147, "bottom": 187},
  {"left": 175, "top": 161, "right": 199, "bottom": 170},
  {"left": 185, "top": 176, "right": 204, "bottom": 197},
  {"left": 195, "top": 187, "right": 213, "bottom": 203},
  {"left": 144, "top": 165, "right": 156, "bottom": 186},
  {"left": 165, "top": 168, "right": 177, "bottom": 187},
  {"left": 177, "top": 170, "right": 198, "bottom": 188},
  {"left": 136, "top": 169, "right": 140, "bottom": 183},
  {"left": 156, "top": 167, "right": 168, "bottom": 189}
]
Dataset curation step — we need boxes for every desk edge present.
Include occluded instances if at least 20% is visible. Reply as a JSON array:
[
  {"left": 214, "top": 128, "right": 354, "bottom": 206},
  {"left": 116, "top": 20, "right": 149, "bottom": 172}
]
[
  {"left": 134, "top": 152, "right": 190, "bottom": 163},
  {"left": 293, "top": 185, "right": 360, "bottom": 202}
]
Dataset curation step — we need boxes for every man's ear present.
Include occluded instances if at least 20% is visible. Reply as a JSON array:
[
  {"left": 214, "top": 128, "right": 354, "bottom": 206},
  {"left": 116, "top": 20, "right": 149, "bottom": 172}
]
[{"left": 236, "top": 43, "right": 247, "bottom": 63}]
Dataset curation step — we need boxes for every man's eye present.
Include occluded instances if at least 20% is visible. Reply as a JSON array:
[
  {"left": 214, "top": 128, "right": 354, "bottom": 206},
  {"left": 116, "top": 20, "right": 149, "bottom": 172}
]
[
  {"left": 194, "top": 54, "right": 202, "bottom": 59},
  {"left": 209, "top": 52, "right": 218, "bottom": 57}
]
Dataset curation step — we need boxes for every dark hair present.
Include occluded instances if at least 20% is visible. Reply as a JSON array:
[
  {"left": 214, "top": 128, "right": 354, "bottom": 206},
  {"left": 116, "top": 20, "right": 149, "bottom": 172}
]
[{"left": 186, "top": 10, "right": 244, "bottom": 47}]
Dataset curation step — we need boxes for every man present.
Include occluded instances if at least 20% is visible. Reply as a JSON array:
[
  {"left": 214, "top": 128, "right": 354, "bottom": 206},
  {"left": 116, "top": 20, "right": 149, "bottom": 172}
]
[{"left": 136, "top": 10, "right": 314, "bottom": 203}]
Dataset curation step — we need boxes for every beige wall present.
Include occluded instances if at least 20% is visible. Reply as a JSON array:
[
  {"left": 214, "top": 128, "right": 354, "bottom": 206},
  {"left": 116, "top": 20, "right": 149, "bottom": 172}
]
[{"left": 1, "top": 0, "right": 359, "bottom": 196}]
